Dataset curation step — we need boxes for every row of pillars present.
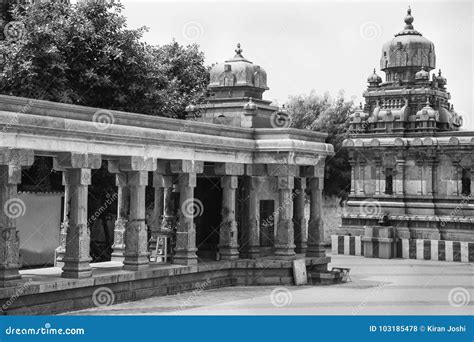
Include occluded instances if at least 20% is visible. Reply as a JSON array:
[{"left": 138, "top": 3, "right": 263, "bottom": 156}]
[{"left": 0, "top": 151, "right": 326, "bottom": 286}]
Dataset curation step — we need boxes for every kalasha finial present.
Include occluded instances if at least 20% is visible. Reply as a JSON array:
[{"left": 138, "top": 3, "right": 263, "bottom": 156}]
[
  {"left": 404, "top": 6, "right": 414, "bottom": 29},
  {"left": 438, "top": 69, "right": 442, "bottom": 76},
  {"left": 235, "top": 43, "right": 243, "bottom": 57},
  {"left": 373, "top": 68, "right": 376, "bottom": 74}
]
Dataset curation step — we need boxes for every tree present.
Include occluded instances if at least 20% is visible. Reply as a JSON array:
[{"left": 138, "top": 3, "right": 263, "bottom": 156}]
[
  {"left": 288, "top": 90, "right": 354, "bottom": 198},
  {"left": 0, "top": 1, "right": 209, "bottom": 118}
]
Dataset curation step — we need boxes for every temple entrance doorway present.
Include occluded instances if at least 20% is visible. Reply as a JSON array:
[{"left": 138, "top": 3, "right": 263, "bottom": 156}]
[{"left": 195, "top": 177, "right": 222, "bottom": 260}]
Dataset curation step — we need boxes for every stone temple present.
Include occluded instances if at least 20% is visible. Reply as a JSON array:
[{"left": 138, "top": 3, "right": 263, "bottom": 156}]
[
  {"left": 0, "top": 25, "right": 334, "bottom": 311},
  {"left": 333, "top": 8, "right": 474, "bottom": 262}
]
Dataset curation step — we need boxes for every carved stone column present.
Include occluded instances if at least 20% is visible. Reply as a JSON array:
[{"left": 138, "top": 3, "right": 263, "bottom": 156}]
[
  {"left": 55, "top": 153, "right": 101, "bottom": 278},
  {"left": 268, "top": 164, "right": 297, "bottom": 257},
  {"left": 62, "top": 168, "right": 93, "bottom": 278},
  {"left": 471, "top": 168, "right": 474, "bottom": 196},
  {"left": 162, "top": 178, "right": 175, "bottom": 231},
  {"left": 55, "top": 173, "right": 69, "bottom": 267},
  {"left": 293, "top": 177, "right": 307, "bottom": 254},
  {"left": 215, "top": 163, "right": 243, "bottom": 260},
  {"left": 395, "top": 157, "right": 405, "bottom": 196},
  {"left": 374, "top": 158, "right": 382, "bottom": 195},
  {"left": 149, "top": 172, "right": 165, "bottom": 251},
  {"left": 172, "top": 160, "right": 203, "bottom": 265},
  {"left": 219, "top": 175, "right": 239, "bottom": 259},
  {"left": 358, "top": 159, "right": 366, "bottom": 195},
  {"left": 349, "top": 158, "right": 356, "bottom": 195},
  {"left": 307, "top": 177, "right": 325, "bottom": 257},
  {"left": 123, "top": 170, "right": 149, "bottom": 271},
  {"left": 0, "top": 149, "right": 34, "bottom": 286},
  {"left": 426, "top": 159, "right": 436, "bottom": 196},
  {"left": 112, "top": 173, "right": 128, "bottom": 261}
]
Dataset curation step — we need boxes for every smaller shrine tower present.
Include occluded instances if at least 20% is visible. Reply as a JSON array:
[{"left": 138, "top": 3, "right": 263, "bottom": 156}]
[{"left": 186, "top": 44, "right": 287, "bottom": 128}]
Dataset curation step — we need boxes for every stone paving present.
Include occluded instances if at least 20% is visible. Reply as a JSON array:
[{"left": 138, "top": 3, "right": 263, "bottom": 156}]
[{"left": 68, "top": 253, "right": 473, "bottom": 315}]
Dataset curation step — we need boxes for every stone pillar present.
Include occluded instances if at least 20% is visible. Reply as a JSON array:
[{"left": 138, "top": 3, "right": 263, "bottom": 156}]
[
  {"left": 374, "top": 159, "right": 381, "bottom": 195},
  {"left": 471, "top": 169, "right": 474, "bottom": 196},
  {"left": 307, "top": 177, "right": 325, "bottom": 257},
  {"left": 268, "top": 164, "right": 297, "bottom": 258},
  {"left": 215, "top": 163, "right": 244, "bottom": 260},
  {"left": 62, "top": 168, "right": 93, "bottom": 278},
  {"left": 417, "top": 161, "right": 423, "bottom": 195},
  {"left": 162, "top": 179, "right": 175, "bottom": 230},
  {"left": 0, "top": 164, "right": 23, "bottom": 285},
  {"left": 358, "top": 160, "right": 366, "bottom": 195},
  {"left": 54, "top": 153, "right": 100, "bottom": 277},
  {"left": 349, "top": 159, "right": 356, "bottom": 195},
  {"left": 243, "top": 176, "right": 262, "bottom": 259},
  {"left": 149, "top": 172, "right": 165, "bottom": 251},
  {"left": 293, "top": 177, "right": 307, "bottom": 254},
  {"left": 174, "top": 173, "right": 198, "bottom": 265},
  {"left": 395, "top": 158, "right": 405, "bottom": 195},
  {"left": 123, "top": 171, "right": 149, "bottom": 271},
  {"left": 55, "top": 173, "right": 69, "bottom": 267},
  {"left": 172, "top": 160, "right": 203, "bottom": 265},
  {"left": 111, "top": 173, "right": 128, "bottom": 261},
  {"left": 425, "top": 159, "right": 435, "bottom": 196},
  {"left": 219, "top": 176, "right": 239, "bottom": 259}
]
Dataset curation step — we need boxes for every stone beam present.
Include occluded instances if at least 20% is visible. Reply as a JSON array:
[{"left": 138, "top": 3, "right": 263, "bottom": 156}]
[
  {"left": 119, "top": 156, "right": 156, "bottom": 172},
  {"left": 245, "top": 164, "right": 266, "bottom": 176},
  {"left": 214, "top": 162, "right": 244, "bottom": 176},
  {"left": 170, "top": 160, "right": 204, "bottom": 174},
  {"left": 267, "top": 164, "right": 298, "bottom": 177},
  {"left": 54, "top": 152, "right": 101, "bottom": 170}
]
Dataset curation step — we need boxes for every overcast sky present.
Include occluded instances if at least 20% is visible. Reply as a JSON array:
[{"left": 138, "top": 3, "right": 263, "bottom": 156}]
[{"left": 119, "top": 0, "right": 473, "bottom": 129}]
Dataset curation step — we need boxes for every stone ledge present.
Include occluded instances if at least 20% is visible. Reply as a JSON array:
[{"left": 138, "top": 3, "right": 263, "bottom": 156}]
[{"left": 1, "top": 257, "right": 330, "bottom": 315}]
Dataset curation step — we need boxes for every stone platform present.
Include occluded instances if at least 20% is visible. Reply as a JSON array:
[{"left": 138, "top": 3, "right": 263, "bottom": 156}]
[
  {"left": 331, "top": 235, "right": 474, "bottom": 263},
  {"left": 0, "top": 256, "right": 330, "bottom": 315}
]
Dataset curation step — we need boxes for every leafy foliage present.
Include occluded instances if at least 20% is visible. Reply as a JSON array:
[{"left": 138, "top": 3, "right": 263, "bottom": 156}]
[
  {"left": 0, "top": 1, "right": 209, "bottom": 118},
  {"left": 288, "top": 90, "right": 354, "bottom": 198}
]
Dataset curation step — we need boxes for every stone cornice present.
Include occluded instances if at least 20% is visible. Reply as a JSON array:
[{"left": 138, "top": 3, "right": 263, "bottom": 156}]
[{"left": 0, "top": 95, "right": 333, "bottom": 165}]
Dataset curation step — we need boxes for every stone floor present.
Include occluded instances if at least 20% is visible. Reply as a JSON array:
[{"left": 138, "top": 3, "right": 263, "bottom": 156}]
[{"left": 67, "top": 253, "right": 473, "bottom": 315}]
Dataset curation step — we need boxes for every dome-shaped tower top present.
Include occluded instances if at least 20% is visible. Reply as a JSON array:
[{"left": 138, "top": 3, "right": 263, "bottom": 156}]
[
  {"left": 367, "top": 68, "right": 382, "bottom": 86},
  {"left": 208, "top": 43, "right": 268, "bottom": 99},
  {"left": 380, "top": 7, "right": 436, "bottom": 81}
]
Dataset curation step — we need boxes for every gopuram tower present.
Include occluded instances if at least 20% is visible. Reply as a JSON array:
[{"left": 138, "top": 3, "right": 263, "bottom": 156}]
[{"left": 334, "top": 7, "right": 473, "bottom": 263}]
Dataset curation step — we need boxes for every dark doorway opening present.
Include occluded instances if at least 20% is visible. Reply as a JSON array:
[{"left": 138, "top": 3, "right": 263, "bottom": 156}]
[
  {"left": 195, "top": 177, "right": 222, "bottom": 260},
  {"left": 461, "top": 168, "right": 471, "bottom": 196},
  {"left": 259, "top": 200, "right": 275, "bottom": 249},
  {"left": 385, "top": 168, "right": 393, "bottom": 195}
]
